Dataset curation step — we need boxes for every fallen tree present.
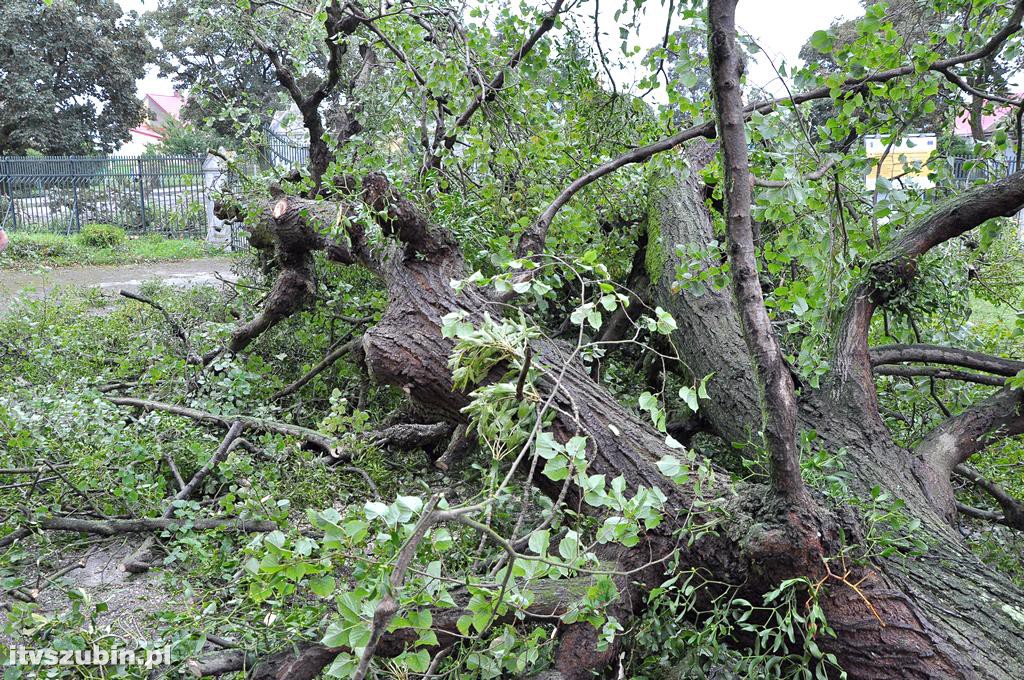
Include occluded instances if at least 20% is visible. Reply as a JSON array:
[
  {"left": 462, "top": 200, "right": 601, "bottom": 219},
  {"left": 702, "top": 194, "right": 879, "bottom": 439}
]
[{"left": 172, "top": 0, "right": 1024, "bottom": 677}]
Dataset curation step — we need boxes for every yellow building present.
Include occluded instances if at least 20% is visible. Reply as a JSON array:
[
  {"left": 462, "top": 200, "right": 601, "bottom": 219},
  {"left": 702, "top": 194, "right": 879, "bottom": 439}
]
[{"left": 864, "top": 134, "right": 936, "bottom": 189}]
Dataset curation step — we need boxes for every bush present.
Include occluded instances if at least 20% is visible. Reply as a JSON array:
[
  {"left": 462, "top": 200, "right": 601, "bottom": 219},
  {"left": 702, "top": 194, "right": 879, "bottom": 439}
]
[
  {"left": 77, "top": 223, "right": 128, "bottom": 248},
  {"left": 5, "top": 233, "right": 78, "bottom": 261}
]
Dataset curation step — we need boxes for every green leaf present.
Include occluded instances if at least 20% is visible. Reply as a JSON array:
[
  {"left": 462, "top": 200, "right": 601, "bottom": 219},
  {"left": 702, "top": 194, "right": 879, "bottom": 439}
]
[
  {"left": 810, "top": 30, "right": 833, "bottom": 52},
  {"left": 265, "top": 530, "right": 287, "bottom": 549},
  {"left": 558, "top": 530, "right": 581, "bottom": 562},
  {"left": 542, "top": 454, "right": 569, "bottom": 481},
  {"left": 656, "top": 455, "right": 681, "bottom": 478},
  {"left": 324, "top": 654, "right": 358, "bottom": 678},
  {"left": 528, "top": 529, "right": 550, "bottom": 555},
  {"left": 654, "top": 306, "right": 678, "bottom": 334},
  {"left": 364, "top": 501, "right": 388, "bottom": 520},
  {"left": 432, "top": 527, "right": 453, "bottom": 551},
  {"left": 679, "top": 385, "right": 699, "bottom": 413},
  {"left": 396, "top": 495, "right": 424, "bottom": 515},
  {"left": 405, "top": 649, "right": 431, "bottom": 673},
  {"left": 309, "top": 575, "right": 336, "bottom": 597}
]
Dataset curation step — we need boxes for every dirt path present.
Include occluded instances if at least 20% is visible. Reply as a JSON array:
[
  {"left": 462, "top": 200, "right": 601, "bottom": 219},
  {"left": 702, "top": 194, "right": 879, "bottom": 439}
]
[{"left": 0, "top": 258, "right": 237, "bottom": 312}]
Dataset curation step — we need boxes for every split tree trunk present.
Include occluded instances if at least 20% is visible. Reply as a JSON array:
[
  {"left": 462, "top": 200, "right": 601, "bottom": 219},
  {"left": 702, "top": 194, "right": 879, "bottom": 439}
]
[
  {"left": 647, "top": 158, "right": 1024, "bottom": 679},
  {"left": 232, "top": 146, "right": 1024, "bottom": 680},
  {"left": 353, "top": 164, "right": 1024, "bottom": 679}
]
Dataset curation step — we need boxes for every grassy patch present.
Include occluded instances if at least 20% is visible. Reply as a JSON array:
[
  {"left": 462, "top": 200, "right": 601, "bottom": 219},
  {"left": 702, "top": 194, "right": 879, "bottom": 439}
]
[
  {"left": 0, "top": 275, "right": 400, "bottom": 667},
  {"left": 0, "top": 231, "right": 219, "bottom": 269},
  {"left": 970, "top": 294, "right": 1019, "bottom": 327}
]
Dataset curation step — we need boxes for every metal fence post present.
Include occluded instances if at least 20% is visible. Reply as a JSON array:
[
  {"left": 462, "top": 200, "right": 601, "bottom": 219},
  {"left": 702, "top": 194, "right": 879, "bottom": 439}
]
[
  {"left": 72, "top": 183, "right": 82, "bottom": 234},
  {"left": 137, "top": 157, "right": 147, "bottom": 232},
  {"left": 0, "top": 159, "right": 11, "bottom": 231}
]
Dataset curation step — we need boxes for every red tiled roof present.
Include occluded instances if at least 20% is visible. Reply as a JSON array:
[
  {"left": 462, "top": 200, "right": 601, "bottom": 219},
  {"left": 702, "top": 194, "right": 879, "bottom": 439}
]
[
  {"left": 130, "top": 124, "right": 164, "bottom": 140},
  {"left": 954, "top": 93, "right": 1024, "bottom": 136},
  {"left": 145, "top": 93, "right": 186, "bottom": 118}
]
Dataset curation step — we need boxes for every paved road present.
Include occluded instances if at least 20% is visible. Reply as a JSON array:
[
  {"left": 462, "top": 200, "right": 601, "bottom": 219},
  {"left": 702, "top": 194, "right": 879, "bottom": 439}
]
[{"left": 0, "top": 257, "right": 237, "bottom": 312}]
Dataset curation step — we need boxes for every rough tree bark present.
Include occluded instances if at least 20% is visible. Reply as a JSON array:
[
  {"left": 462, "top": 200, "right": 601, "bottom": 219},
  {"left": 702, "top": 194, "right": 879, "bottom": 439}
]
[
  {"left": 235, "top": 154, "right": 1024, "bottom": 680},
  {"left": 215, "top": 1, "right": 1024, "bottom": 677}
]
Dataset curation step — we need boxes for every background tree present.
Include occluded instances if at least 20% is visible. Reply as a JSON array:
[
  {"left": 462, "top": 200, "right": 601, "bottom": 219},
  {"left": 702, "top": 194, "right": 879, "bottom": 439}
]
[
  {"left": 800, "top": 0, "right": 1024, "bottom": 141},
  {"left": 145, "top": 0, "right": 284, "bottom": 146},
  {"left": 0, "top": 0, "right": 151, "bottom": 155}
]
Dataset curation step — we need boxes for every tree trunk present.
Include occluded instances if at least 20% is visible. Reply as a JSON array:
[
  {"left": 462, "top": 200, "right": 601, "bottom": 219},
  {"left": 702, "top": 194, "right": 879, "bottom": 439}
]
[
  {"left": 645, "top": 163, "right": 1024, "bottom": 678},
  {"left": 239, "top": 164, "right": 1024, "bottom": 680}
]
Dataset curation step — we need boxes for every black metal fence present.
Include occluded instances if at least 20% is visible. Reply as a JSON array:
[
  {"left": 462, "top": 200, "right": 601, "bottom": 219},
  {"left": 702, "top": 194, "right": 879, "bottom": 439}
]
[
  {"left": 263, "top": 128, "right": 310, "bottom": 168},
  {"left": 0, "top": 154, "right": 210, "bottom": 237},
  {"left": 951, "top": 154, "right": 1019, "bottom": 185},
  {"left": 1, "top": 148, "right": 1014, "bottom": 238}
]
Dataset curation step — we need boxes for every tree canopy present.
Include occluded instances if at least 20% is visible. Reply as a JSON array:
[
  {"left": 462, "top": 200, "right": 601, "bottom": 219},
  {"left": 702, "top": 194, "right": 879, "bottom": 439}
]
[{"left": 0, "top": 0, "right": 151, "bottom": 155}]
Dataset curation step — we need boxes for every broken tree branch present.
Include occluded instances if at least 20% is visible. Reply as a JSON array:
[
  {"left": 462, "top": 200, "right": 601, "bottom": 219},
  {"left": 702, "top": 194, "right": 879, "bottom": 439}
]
[
  {"left": 955, "top": 464, "right": 1024, "bottom": 530},
  {"left": 869, "top": 344, "right": 1024, "bottom": 377},
  {"left": 423, "top": 0, "right": 569, "bottom": 172},
  {"left": 273, "top": 334, "right": 363, "bottom": 400},
  {"left": 109, "top": 397, "right": 341, "bottom": 455},
  {"left": 874, "top": 365, "right": 1009, "bottom": 387},
  {"left": 753, "top": 158, "right": 836, "bottom": 188},
  {"left": 125, "top": 422, "right": 247, "bottom": 573},
  {"left": 36, "top": 517, "right": 278, "bottom": 536},
  {"left": 709, "top": 0, "right": 807, "bottom": 505},
  {"left": 120, "top": 289, "right": 200, "bottom": 363},
  {"left": 834, "top": 170, "right": 1024, "bottom": 407},
  {"left": 916, "top": 388, "right": 1024, "bottom": 476}
]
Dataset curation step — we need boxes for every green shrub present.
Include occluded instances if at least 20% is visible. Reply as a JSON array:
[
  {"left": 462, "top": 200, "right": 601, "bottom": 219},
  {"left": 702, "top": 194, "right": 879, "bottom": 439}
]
[
  {"left": 77, "top": 223, "right": 128, "bottom": 248},
  {"left": 5, "top": 232, "right": 78, "bottom": 261}
]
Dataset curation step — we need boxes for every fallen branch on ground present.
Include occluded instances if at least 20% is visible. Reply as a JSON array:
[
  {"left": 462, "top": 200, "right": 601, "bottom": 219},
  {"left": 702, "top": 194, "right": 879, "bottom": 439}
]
[
  {"left": 185, "top": 649, "right": 255, "bottom": 678},
  {"left": 37, "top": 517, "right": 278, "bottom": 536},
  {"left": 120, "top": 289, "right": 201, "bottom": 364},
  {"left": 272, "top": 334, "right": 363, "bottom": 400},
  {"left": 125, "top": 422, "right": 246, "bottom": 573},
  {"left": 109, "top": 397, "right": 341, "bottom": 456}
]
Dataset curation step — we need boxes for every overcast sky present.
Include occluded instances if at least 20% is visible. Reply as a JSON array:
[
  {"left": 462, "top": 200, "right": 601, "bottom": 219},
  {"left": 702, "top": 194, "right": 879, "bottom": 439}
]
[{"left": 117, "top": 0, "right": 865, "bottom": 100}]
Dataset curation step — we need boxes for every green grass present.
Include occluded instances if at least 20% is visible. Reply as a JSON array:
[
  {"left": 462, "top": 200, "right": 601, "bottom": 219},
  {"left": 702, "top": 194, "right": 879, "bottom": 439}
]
[
  {"left": 0, "top": 231, "right": 221, "bottom": 269},
  {"left": 969, "top": 294, "right": 1020, "bottom": 327}
]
